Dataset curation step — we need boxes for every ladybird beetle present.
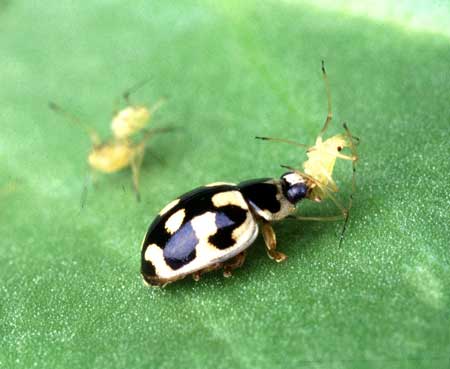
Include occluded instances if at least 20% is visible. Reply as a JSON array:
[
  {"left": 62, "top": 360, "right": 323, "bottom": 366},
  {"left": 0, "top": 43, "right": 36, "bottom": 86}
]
[{"left": 141, "top": 172, "right": 309, "bottom": 286}]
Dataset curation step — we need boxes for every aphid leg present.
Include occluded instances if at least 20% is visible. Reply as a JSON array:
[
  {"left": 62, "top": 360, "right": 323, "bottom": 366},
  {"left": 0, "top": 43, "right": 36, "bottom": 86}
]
[
  {"left": 343, "top": 123, "right": 359, "bottom": 162},
  {"left": 261, "top": 220, "right": 287, "bottom": 262},
  {"left": 318, "top": 60, "right": 333, "bottom": 139},
  {"left": 80, "top": 170, "right": 95, "bottom": 209},
  {"left": 223, "top": 252, "right": 247, "bottom": 278},
  {"left": 148, "top": 97, "right": 166, "bottom": 116},
  {"left": 282, "top": 163, "right": 350, "bottom": 235},
  {"left": 129, "top": 127, "right": 175, "bottom": 201},
  {"left": 49, "top": 102, "right": 101, "bottom": 145},
  {"left": 130, "top": 144, "right": 145, "bottom": 202},
  {"left": 338, "top": 123, "right": 359, "bottom": 246},
  {"left": 142, "top": 126, "right": 177, "bottom": 139},
  {"left": 138, "top": 126, "right": 177, "bottom": 164},
  {"left": 255, "top": 136, "right": 309, "bottom": 149},
  {"left": 145, "top": 148, "right": 166, "bottom": 166},
  {"left": 289, "top": 214, "right": 345, "bottom": 222}
]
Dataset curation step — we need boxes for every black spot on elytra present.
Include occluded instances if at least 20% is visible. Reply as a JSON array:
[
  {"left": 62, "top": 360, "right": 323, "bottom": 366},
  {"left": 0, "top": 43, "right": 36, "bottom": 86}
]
[
  {"left": 141, "top": 258, "right": 157, "bottom": 277},
  {"left": 209, "top": 205, "right": 248, "bottom": 249},
  {"left": 163, "top": 222, "right": 198, "bottom": 270},
  {"left": 238, "top": 179, "right": 281, "bottom": 214},
  {"left": 142, "top": 184, "right": 237, "bottom": 249}
]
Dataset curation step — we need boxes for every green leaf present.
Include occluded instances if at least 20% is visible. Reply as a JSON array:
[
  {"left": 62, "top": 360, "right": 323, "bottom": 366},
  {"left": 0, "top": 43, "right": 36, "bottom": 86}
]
[{"left": 1, "top": 1, "right": 449, "bottom": 368}]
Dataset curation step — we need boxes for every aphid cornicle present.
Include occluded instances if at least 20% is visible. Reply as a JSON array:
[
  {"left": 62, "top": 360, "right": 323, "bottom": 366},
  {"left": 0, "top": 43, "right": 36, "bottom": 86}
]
[{"left": 141, "top": 174, "right": 309, "bottom": 286}]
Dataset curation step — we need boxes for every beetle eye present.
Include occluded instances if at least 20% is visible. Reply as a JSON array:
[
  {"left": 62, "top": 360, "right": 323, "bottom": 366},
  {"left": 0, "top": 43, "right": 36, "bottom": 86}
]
[{"left": 285, "top": 182, "right": 308, "bottom": 204}]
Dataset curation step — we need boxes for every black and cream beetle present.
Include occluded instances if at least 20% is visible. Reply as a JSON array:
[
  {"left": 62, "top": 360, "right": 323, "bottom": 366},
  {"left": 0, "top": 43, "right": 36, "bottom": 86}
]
[{"left": 141, "top": 171, "right": 309, "bottom": 286}]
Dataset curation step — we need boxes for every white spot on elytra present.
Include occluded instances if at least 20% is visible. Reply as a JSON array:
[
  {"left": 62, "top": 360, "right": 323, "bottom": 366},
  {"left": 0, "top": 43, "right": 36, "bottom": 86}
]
[
  {"left": 165, "top": 209, "right": 185, "bottom": 234},
  {"left": 144, "top": 244, "right": 173, "bottom": 277},
  {"left": 191, "top": 212, "right": 217, "bottom": 238},
  {"left": 212, "top": 191, "right": 248, "bottom": 209}
]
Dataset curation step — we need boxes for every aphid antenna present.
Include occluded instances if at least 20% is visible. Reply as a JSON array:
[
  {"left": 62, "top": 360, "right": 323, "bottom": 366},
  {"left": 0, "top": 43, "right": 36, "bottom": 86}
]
[
  {"left": 49, "top": 102, "right": 101, "bottom": 145},
  {"left": 318, "top": 60, "right": 333, "bottom": 139},
  {"left": 337, "top": 122, "right": 359, "bottom": 247},
  {"left": 121, "top": 78, "right": 153, "bottom": 105},
  {"left": 80, "top": 170, "right": 94, "bottom": 209},
  {"left": 255, "top": 136, "right": 309, "bottom": 149}
]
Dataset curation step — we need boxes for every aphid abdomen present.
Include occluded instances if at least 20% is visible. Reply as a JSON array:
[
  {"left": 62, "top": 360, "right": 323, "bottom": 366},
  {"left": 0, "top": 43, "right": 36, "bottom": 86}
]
[
  {"left": 141, "top": 184, "right": 259, "bottom": 285},
  {"left": 88, "top": 143, "right": 134, "bottom": 173}
]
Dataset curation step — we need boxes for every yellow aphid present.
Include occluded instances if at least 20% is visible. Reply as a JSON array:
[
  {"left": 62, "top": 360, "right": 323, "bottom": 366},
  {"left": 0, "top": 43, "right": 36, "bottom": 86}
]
[
  {"left": 257, "top": 61, "right": 359, "bottom": 244},
  {"left": 49, "top": 96, "right": 170, "bottom": 203}
]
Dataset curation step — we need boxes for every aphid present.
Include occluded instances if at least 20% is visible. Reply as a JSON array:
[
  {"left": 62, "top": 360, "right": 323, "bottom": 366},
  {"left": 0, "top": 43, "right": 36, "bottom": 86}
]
[
  {"left": 49, "top": 85, "right": 169, "bottom": 202},
  {"left": 257, "top": 61, "right": 359, "bottom": 242},
  {"left": 141, "top": 174, "right": 310, "bottom": 286}
]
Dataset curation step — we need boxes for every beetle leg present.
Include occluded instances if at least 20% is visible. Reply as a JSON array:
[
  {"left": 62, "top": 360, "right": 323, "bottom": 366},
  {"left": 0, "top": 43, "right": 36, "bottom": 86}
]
[
  {"left": 192, "top": 263, "right": 222, "bottom": 282},
  {"left": 261, "top": 221, "right": 287, "bottom": 262},
  {"left": 223, "top": 252, "right": 247, "bottom": 278}
]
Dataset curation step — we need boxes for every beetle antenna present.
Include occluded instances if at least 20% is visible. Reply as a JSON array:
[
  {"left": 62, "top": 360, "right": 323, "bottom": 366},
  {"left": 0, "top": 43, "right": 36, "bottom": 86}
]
[
  {"left": 318, "top": 60, "right": 333, "bottom": 139},
  {"left": 49, "top": 102, "right": 101, "bottom": 145}
]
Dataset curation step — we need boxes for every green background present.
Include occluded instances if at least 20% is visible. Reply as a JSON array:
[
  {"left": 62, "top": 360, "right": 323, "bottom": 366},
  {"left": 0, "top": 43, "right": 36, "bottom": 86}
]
[{"left": 1, "top": 1, "right": 449, "bottom": 368}]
